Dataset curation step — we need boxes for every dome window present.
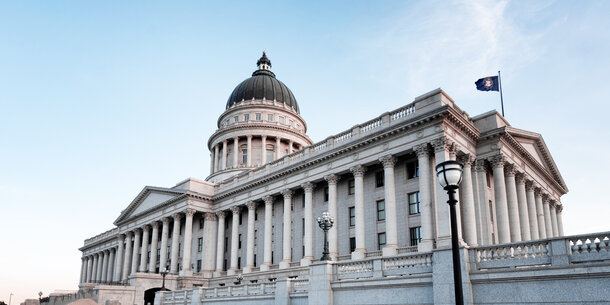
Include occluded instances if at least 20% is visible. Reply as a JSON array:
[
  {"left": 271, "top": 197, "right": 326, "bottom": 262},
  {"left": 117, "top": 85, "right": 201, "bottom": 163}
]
[
  {"left": 234, "top": 116, "right": 239, "bottom": 122},
  {"left": 256, "top": 113, "right": 262, "bottom": 120},
  {"left": 279, "top": 117, "right": 285, "bottom": 124},
  {"left": 244, "top": 114, "right": 250, "bottom": 121},
  {"left": 268, "top": 114, "right": 274, "bottom": 122}
]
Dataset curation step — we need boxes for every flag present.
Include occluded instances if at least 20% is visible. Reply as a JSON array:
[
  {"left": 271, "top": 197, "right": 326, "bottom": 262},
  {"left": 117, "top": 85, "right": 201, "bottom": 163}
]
[{"left": 475, "top": 76, "right": 499, "bottom": 91}]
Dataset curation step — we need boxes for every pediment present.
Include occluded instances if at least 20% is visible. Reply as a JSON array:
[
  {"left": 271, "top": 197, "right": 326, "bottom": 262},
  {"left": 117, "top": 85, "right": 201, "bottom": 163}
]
[{"left": 114, "top": 186, "right": 186, "bottom": 225}]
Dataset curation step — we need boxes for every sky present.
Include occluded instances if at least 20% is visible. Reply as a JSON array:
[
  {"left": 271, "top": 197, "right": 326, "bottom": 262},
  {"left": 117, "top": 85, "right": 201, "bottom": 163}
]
[{"left": 1, "top": 0, "right": 609, "bottom": 303}]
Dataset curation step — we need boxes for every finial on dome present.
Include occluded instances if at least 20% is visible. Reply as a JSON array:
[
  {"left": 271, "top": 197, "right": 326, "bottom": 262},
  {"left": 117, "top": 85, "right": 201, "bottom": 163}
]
[{"left": 257, "top": 51, "right": 272, "bottom": 71}]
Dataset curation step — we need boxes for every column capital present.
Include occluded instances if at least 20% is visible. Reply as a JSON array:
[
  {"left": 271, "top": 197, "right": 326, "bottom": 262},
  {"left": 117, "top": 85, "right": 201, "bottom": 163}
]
[
  {"left": 216, "top": 210, "right": 226, "bottom": 219},
  {"left": 557, "top": 204, "right": 563, "bottom": 213},
  {"left": 350, "top": 165, "right": 367, "bottom": 177},
  {"left": 504, "top": 163, "right": 517, "bottom": 176},
  {"left": 378, "top": 155, "right": 397, "bottom": 169},
  {"left": 125, "top": 231, "right": 133, "bottom": 237},
  {"left": 247, "top": 135, "right": 253, "bottom": 139},
  {"left": 324, "top": 174, "right": 340, "bottom": 185},
  {"left": 141, "top": 224, "right": 151, "bottom": 232},
  {"left": 413, "top": 143, "right": 430, "bottom": 158},
  {"left": 301, "top": 182, "right": 314, "bottom": 192},
  {"left": 525, "top": 180, "right": 536, "bottom": 191},
  {"left": 185, "top": 208, "right": 196, "bottom": 217},
  {"left": 233, "top": 136, "right": 239, "bottom": 141},
  {"left": 246, "top": 201, "right": 257, "bottom": 211},
  {"left": 431, "top": 137, "right": 453, "bottom": 153},
  {"left": 161, "top": 217, "right": 170, "bottom": 225},
  {"left": 263, "top": 195, "right": 274, "bottom": 205},
  {"left": 231, "top": 205, "right": 241, "bottom": 215},
  {"left": 151, "top": 221, "right": 159, "bottom": 229},
  {"left": 474, "top": 159, "right": 487, "bottom": 172},
  {"left": 515, "top": 173, "right": 527, "bottom": 184},
  {"left": 542, "top": 193, "right": 550, "bottom": 203},
  {"left": 457, "top": 154, "right": 475, "bottom": 167},
  {"left": 118, "top": 234, "right": 125, "bottom": 241},
  {"left": 173, "top": 213, "right": 182, "bottom": 221},
  {"left": 281, "top": 189, "right": 294, "bottom": 199},
  {"left": 549, "top": 199, "right": 557, "bottom": 208},
  {"left": 489, "top": 154, "right": 506, "bottom": 168},
  {"left": 261, "top": 135, "right": 267, "bottom": 140},
  {"left": 534, "top": 187, "right": 542, "bottom": 196},
  {"left": 204, "top": 212, "right": 217, "bottom": 221}
]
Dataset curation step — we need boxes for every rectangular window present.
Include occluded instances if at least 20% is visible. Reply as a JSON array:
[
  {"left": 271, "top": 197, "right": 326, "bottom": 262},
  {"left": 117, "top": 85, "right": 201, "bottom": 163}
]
[
  {"left": 234, "top": 115, "right": 239, "bottom": 122},
  {"left": 242, "top": 149, "right": 248, "bottom": 164},
  {"left": 156, "top": 249, "right": 161, "bottom": 261},
  {"left": 350, "top": 237, "right": 356, "bottom": 252},
  {"left": 239, "top": 213, "right": 243, "bottom": 225},
  {"left": 255, "top": 210, "right": 258, "bottom": 221},
  {"left": 324, "top": 187, "right": 329, "bottom": 202},
  {"left": 238, "top": 257, "right": 241, "bottom": 269},
  {"left": 302, "top": 195, "right": 305, "bottom": 208},
  {"left": 196, "top": 260, "right": 202, "bottom": 272},
  {"left": 198, "top": 237, "right": 203, "bottom": 252},
  {"left": 486, "top": 172, "right": 491, "bottom": 187},
  {"left": 279, "top": 116, "right": 285, "bottom": 124},
  {"left": 377, "top": 199, "right": 386, "bottom": 221},
  {"left": 244, "top": 114, "right": 250, "bottom": 121},
  {"left": 199, "top": 218, "right": 204, "bottom": 229},
  {"left": 223, "top": 259, "right": 227, "bottom": 271},
  {"left": 254, "top": 229, "right": 258, "bottom": 247},
  {"left": 349, "top": 207, "right": 355, "bottom": 227},
  {"left": 408, "top": 192, "right": 420, "bottom": 215},
  {"left": 378, "top": 232, "right": 386, "bottom": 250},
  {"left": 224, "top": 237, "right": 228, "bottom": 252},
  {"left": 239, "top": 234, "right": 242, "bottom": 249},
  {"left": 375, "top": 171, "right": 384, "bottom": 187},
  {"left": 254, "top": 254, "right": 257, "bottom": 267},
  {"left": 268, "top": 114, "right": 274, "bottom": 121},
  {"left": 266, "top": 149, "right": 274, "bottom": 162},
  {"left": 289, "top": 119, "right": 294, "bottom": 126},
  {"left": 348, "top": 179, "right": 355, "bottom": 195},
  {"left": 410, "top": 227, "right": 422, "bottom": 246},
  {"left": 407, "top": 160, "right": 419, "bottom": 179},
  {"left": 256, "top": 113, "right": 262, "bottom": 120}
]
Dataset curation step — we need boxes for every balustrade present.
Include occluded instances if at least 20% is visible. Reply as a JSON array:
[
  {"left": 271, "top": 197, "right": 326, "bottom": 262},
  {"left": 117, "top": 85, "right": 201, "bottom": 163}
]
[
  {"left": 568, "top": 232, "right": 610, "bottom": 263},
  {"left": 474, "top": 240, "right": 551, "bottom": 269}
]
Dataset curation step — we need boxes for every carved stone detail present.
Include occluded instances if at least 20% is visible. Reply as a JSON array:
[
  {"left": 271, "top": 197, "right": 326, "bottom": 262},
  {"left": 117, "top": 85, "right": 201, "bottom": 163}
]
[
  {"left": 204, "top": 212, "right": 217, "bottom": 221},
  {"left": 246, "top": 201, "right": 257, "bottom": 211},
  {"left": 301, "top": 182, "right": 314, "bottom": 193},
  {"left": 474, "top": 159, "right": 487, "bottom": 172},
  {"left": 515, "top": 173, "right": 526, "bottom": 184},
  {"left": 324, "top": 174, "right": 340, "bottom": 185},
  {"left": 534, "top": 187, "right": 542, "bottom": 196},
  {"left": 185, "top": 208, "right": 196, "bottom": 217},
  {"left": 431, "top": 137, "right": 453, "bottom": 153},
  {"left": 457, "top": 154, "right": 475, "bottom": 167},
  {"left": 263, "top": 195, "right": 274, "bottom": 205},
  {"left": 489, "top": 155, "right": 506, "bottom": 168},
  {"left": 151, "top": 221, "right": 159, "bottom": 229},
  {"left": 413, "top": 143, "right": 429, "bottom": 158},
  {"left": 173, "top": 213, "right": 182, "bottom": 221},
  {"left": 378, "top": 155, "right": 397, "bottom": 169},
  {"left": 216, "top": 210, "right": 226, "bottom": 219},
  {"left": 161, "top": 217, "right": 170, "bottom": 225},
  {"left": 350, "top": 165, "right": 366, "bottom": 177},
  {"left": 231, "top": 206, "right": 241, "bottom": 215},
  {"left": 281, "top": 189, "right": 294, "bottom": 199},
  {"left": 504, "top": 164, "right": 516, "bottom": 176},
  {"left": 525, "top": 180, "right": 535, "bottom": 191}
]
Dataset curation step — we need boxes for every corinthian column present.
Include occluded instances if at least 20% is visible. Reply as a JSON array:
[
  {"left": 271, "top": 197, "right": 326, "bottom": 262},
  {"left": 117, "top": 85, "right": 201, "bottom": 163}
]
[
  {"left": 275, "top": 137, "right": 281, "bottom": 160},
  {"left": 122, "top": 231, "right": 132, "bottom": 281},
  {"left": 214, "top": 211, "right": 226, "bottom": 276},
  {"left": 213, "top": 144, "right": 219, "bottom": 173},
  {"left": 130, "top": 229, "right": 141, "bottom": 276},
  {"left": 415, "top": 144, "right": 435, "bottom": 250},
  {"left": 246, "top": 135, "right": 252, "bottom": 167},
  {"left": 221, "top": 139, "right": 227, "bottom": 170},
  {"left": 458, "top": 155, "right": 477, "bottom": 246},
  {"left": 233, "top": 137, "right": 239, "bottom": 168},
  {"left": 325, "top": 174, "right": 340, "bottom": 260},
  {"left": 181, "top": 209, "right": 195, "bottom": 276},
  {"left": 505, "top": 165, "right": 521, "bottom": 242},
  {"left": 261, "top": 196, "right": 273, "bottom": 271},
  {"left": 149, "top": 222, "right": 159, "bottom": 273},
  {"left": 170, "top": 213, "right": 181, "bottom": 274},
  {"left": 550, "top": 200, "right": 559, "bottom": 237},
  {"left": 557, "top": 204, "right": 565, "bottom": 236},
  {"left": 379, "top": 155, "right": 398, "bottom": 256},
  {"left": 350, "top": 165, "right": 367, "bottom": 259},
  {"left": 516, "top": 174, "right": 531, "bottom": 241},
  {"left": 114, "top": 234, "right": 125, "bottom": 281},
  {"left": 228, "top": 206, "right": 241, "bottom": 275},
  {"left": 491, "top": 155, "right": 511, "bottom": 244},
  {"left": 101, "top": 251, "right": 108, "bottom": 283},
  {"left": 159, "top": 218, "right": 170, "bottom": 271},
  {"left": 91, "top": 254, "right": 98, "bottom": 282},
  {"left": 244, "top": 201, "right": 257, "bottom": 273},
  {"left": 261, "top": 136, "right": 267, "bottom": 165},
  {"left": 301, "top": 183, "right": 314, "bottom": 266},
  {"left": 139, "top": 225, "right": 150, "bottom": 272},
  {"left": 542, "top": 195, "right": 553, "bottom": 238},
  {"left": 106, "top": 249, "right": 115, "bottom": 282},
  {"left": 525, "top": 182, "right": 539, "bottom": 240},
  {"left": 280, "top": 189, "right": 294, "bottom": 269},
  {"left": 474, "top": 159, "right": 492, "bottom": 245},
  {"left": 202, "top": 212, "right": 217, "bottom": 278},
  {"left": 432, "top": 137, "right": 455, "bottom": 247},
  {"left": 535, "top": 188, "right": 547, "bottom": 239}
]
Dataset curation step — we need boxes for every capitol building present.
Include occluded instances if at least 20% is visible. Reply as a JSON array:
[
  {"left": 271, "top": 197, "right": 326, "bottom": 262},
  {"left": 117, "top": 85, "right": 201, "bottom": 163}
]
[{"left": 46, "top": 53, "right": 609, "bottom": 305}]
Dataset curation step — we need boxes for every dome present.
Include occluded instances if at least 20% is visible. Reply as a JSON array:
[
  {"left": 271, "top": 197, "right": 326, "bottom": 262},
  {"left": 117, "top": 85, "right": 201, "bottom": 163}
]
[{"left": 226, "top": 52, "right": 299, "bottom": 113}]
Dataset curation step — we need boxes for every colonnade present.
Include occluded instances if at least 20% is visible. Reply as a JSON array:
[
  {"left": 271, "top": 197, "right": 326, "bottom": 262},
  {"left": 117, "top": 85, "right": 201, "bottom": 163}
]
[{"left": 210, "top": 135, "right": 303, "bottom": 173}]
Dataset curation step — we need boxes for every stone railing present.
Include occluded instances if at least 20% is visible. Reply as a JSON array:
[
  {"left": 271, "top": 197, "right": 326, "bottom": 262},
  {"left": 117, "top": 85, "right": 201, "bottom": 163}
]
[
  {"left": 200, "top": 282, "right": 276, "bottom": 299},
  {"left": 216, "top": 102, "right": 417, "bottom": 192},
  {"left": 334, "top": 252, "right": 433, "bottom": 280},
  {"left": 473, "top": 240, "right": 551, "bottom": 270},
  {"left": 397, "top": 246, "right": 418, "bottom": 254},
  {"left": 567, "top": 231, "right": 610, "bottom": 263},
  {"left": 159, "top": 290, "right": 192, "bottom": 305},
  {"left": 46, "top": 289, "right": 98, "bottom": 305},
  {"left": 83, "top": 228, "right": 119, "bottom": 247},
  {"left": 291, "top": 279, "right": 310, "bottom": 293}
]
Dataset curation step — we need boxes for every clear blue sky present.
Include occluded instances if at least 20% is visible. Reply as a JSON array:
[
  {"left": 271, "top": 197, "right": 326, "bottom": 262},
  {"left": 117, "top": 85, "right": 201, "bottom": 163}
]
[{"left": 1, "top": 1, "right": 609, "bottom": 302}]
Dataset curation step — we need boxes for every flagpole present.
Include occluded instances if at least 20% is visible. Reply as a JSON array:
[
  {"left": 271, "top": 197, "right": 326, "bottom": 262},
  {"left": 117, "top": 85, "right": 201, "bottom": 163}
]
[{"left": 498, "top": 70, "right": 505, "bottom": 117}]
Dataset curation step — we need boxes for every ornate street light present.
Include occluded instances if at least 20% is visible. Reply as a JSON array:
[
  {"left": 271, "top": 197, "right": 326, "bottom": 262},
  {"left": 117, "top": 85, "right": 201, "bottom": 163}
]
[
  {"left": 317, "top": 211, "right": 334, "bottom": 261},
  {"left": 160, "top": 268, "right": 169, "bottom": 291},
  {"left": 436, "top": 160, "right": 465, "bottom": 305}
]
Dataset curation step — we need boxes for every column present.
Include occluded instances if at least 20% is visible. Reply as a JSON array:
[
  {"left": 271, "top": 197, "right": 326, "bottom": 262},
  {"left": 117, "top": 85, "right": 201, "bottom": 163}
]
[
  {"left": 491, "top": 155, "right": 511, "bottom": 244},
  {"left": 473, "top": 159, "right": 492, "bottom": 245},
  {"left": 213, "top": 144, "right": 219, "bottom": 173},
  {"left": 181, "top": 209, "right": 195, "bottom": 275},
  {"left": 288, "top": 140, "right": 293, "bottom": 154},
  {"left": 91, "top": 254, "right": 98, "bottom": 282},
  {"left": 261, "top": 196, "right": 273, "bottom": 271},
  {"left": 114, "top": 235, "right": 124, "bottom": 281},
  {"left": 275, "top": 137, "right": 281, "bottom": 160},
  {"left": 139, "top": 225, "right": 150, "bottom": 272},
  {"left": 525, "top": 182, "right": 540, "bottom": 240},
  {"left": 535, "top": 189, "right": 547, "bottom": 239},
  {"left": 96, "top": 252, "right": 104, "bottom": 282},
  {"left": 86, "top": 256, "right": 93, "bottom": 283},
  {"left": 280, "top": 189, "right": 294, "bottom": 268},
  {"left": 550, "top": 201, "right": 559, "bottom": 237},
  {"left": 101, "top": 250, "right": 109, "bottom": 282},
  {"left": 122, "top": 231, "right": 132, "bottom": 281},
  {"left": 380, "top": 155, "right": 398, "bottom": 256},
  {"left": 202, "top": 212, "right": 218, "bottom": 278},
  {"left": 261, "top": 136, "right": 267, "bottom": 165},
  {"left": 170, "top": 213, "right": 182, "bottom": 274},
  {"left": 415, "top": 144, "right": 435, "bottom": 250},
  {"left": 325, "top": 174, "right": 340, "bottom": 260},
  {"left": 505, "top": 165, "right": 521, "bottom": 242},
  {"left": 149, "top": 222, "right": 159, "bottom": 273},
  {"left": 432, "top": 138, "right": 454, "bottom": 247},
  {"left": 228, "top": 206, "right": 240, "bottom": 275},
  {"left": 301, "top": 183, "right": 314, "bottom": 265},
  {"left": 130, "top": 229, "right": 141, "bottom": 276},
  {"left": 557, "top": 205, "right": 565, "bottom": 236},
  {"left": 214, "top": 211, "right": 226, "bottom": 276},
  {"left": 515, "top": 174, "right": 531, "bottom": 240},
  {"left": 159, "top": 218, "right": 170, "bottom": 271},
  {"left": 246, "top": 135, "right": 252, "bottom": 167},
  {"left": 350, "top": 165, "right": 367, "bottom": 259},
  {"left": 79, "top": 258, "right": 85, "bottom": 284},
  {"left": 106, "top": 248, "right": 115, "bottom": 283},
  {"left": 233, "top": 137, "right": 239, "bottom": 168},
  {"left": 221, "top": 139, "right": 227, "bottom": 170},
  {"left": 458, "top": 155, "right": 478, "bottom": 246},
  {"left": 542, "top": 195, "right": 553, "bottom": 238},
  {"left": 244, "top": 201, "right": 257, "bottom": 273}
]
